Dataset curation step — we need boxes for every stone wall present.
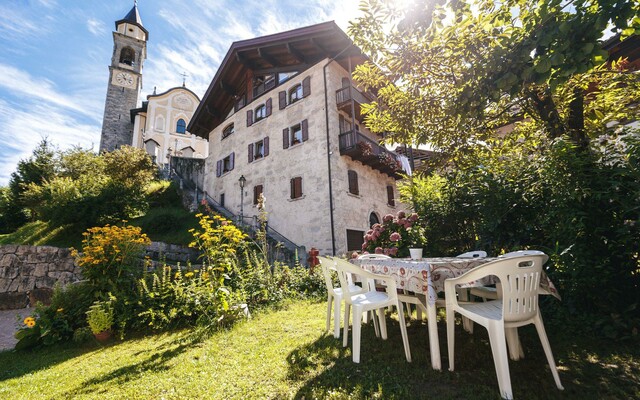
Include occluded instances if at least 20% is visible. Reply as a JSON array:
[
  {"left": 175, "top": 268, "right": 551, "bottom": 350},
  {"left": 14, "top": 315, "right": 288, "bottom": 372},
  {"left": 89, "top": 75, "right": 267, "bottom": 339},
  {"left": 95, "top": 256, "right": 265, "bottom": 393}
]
[
  {"left": 0, "top": 245, "right": 79, "bottom": 310},
  {"left": 0, "top": 242, "right": 201, "bottom": 310}
]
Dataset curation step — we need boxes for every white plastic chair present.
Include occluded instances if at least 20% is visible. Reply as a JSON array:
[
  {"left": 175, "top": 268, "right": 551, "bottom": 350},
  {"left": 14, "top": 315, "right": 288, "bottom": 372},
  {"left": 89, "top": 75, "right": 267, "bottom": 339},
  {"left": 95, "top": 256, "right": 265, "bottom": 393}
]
[
  {"left": 330, "top": 257, "right": 412, "bottom": 363},
  {"left": 319, "top": 256, "right": 367, "bottom": 338},
  {"left": 470, "top": 250, "right": 548, "bottom": 301},
  {"left": 445, "top": 255, "right": 563, "bottom": 400},
  {"left": 457, "top": 250, "right": 488, "bottom": 258}
]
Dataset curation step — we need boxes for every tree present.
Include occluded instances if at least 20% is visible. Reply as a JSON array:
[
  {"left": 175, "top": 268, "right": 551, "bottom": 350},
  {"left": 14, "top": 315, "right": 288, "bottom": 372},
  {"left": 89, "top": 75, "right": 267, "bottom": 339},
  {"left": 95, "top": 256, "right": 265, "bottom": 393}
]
[
  {"left": 0, "top": 139, "right": 58, "bottom": 232},
  {"left": 348, "top": 0, "right": 640, "bottom": 154}
]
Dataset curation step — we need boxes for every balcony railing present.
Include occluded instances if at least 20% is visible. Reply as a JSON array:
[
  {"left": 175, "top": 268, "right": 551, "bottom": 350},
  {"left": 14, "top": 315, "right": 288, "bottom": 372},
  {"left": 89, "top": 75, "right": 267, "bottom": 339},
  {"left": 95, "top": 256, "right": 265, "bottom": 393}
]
[
  {"left": 338, "top": 129, "right": 404, "bottom": 179},
  {"left": 336, "top": 85, "right": 372, "bottom": 122}
]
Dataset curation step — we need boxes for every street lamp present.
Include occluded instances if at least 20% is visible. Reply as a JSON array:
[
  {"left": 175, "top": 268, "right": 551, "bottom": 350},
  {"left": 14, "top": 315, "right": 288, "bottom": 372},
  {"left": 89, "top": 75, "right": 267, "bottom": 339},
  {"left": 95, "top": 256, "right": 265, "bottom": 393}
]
[{"left": 238, "top": 175, "right": 246, "bottom": 225}]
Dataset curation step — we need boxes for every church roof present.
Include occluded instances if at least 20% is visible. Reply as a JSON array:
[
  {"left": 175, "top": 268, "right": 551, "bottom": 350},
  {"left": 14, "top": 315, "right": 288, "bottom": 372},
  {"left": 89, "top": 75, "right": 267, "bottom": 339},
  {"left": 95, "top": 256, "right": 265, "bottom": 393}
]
[
  {"left": 115, "top": 4, "right": 149, "bottom": 39},
  {"left": 188, "top": 21, "right": 367, "bottom": 138},
  {"left": 147, "top": 86, "right": 201, "bottom": 101}
]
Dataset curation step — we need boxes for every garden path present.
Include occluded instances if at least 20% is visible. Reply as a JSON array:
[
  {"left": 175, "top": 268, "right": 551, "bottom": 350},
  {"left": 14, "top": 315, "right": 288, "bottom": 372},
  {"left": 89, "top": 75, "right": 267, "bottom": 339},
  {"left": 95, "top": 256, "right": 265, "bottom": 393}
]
[{"left": 0, "top": 307, "right": 33, "bottom": 351}]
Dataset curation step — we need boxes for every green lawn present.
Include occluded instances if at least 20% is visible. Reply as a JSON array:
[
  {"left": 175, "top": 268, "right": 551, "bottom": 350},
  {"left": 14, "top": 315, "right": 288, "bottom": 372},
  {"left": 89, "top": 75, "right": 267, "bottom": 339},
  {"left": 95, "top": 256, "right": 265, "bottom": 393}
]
[{"left": 1, "top": 300, "right": 638, "bottom": 399}]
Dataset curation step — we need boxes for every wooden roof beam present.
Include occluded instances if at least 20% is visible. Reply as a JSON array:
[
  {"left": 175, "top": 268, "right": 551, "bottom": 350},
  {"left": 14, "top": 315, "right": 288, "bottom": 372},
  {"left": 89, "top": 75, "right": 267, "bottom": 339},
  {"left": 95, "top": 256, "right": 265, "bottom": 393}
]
[
  {"left": 257, "top": 48, "right": 280, "bottom": 67},
  {"left": 219, "top": 80, "right": 236, "bottom": 97},
  {"left": 236, "top": 52, "right": 257, "bottom": 70},
  {"left": 286, "top": 43, "right": 307, "bottom": 63},
  {"left": 252, "top": 64, "right": 309, "bottom": 76}
]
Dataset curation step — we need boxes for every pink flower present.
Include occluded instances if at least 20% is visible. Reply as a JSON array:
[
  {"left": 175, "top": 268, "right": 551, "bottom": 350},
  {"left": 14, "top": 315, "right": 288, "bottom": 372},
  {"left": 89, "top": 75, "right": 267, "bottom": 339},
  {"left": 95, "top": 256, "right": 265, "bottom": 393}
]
[
  {"left": 397, "top": 211, "right": 406, "bottom": 219},
  {"left": 351, "top": 252, "right": 359, "bottom": 259},
  {"left": 364, "top": 234, "right": 373, "bottom": 241},
  {"left": 366, "top": 230, "right": 373, "bottom": 235},
  {"left": 361, "top": 243, "right": 367, "bottom": 250},
  {"left": 409, "top": 213, "right": 419, "bottom": 222},
  {"left": 372, "top": 223, "right": 382, "bottom": 230},
  {"left": 383, "top": 214, "right": 394, "bottom": 223},
  {"left": 403, "top": 221, "right": 412, "bottom": 229},
  {"left": 389, "top": 247, "right": 398, "bottom": 256},
  {"left": 383, "top": 248, "right": 390, "bottom": 255},
  {"left": 390, "top": 232, "right": 401, "bottom": 242},
  {"left": 375, "top": 247, "right": 383, "bottom": 254}
]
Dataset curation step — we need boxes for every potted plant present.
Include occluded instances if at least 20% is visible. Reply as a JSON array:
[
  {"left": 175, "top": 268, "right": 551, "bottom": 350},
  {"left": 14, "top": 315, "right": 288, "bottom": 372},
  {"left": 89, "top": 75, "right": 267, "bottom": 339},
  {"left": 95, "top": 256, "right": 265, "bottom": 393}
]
[{"left": 86, "top": 299, "right": 114, "bottom": 342}]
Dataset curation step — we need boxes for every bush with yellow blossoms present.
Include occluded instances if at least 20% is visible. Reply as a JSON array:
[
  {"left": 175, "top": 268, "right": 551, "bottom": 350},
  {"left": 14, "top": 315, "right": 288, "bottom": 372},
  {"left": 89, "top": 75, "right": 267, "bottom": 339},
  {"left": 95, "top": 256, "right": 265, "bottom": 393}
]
[{"left": 72, "top": 223, "right": 151, "bottom": 294}]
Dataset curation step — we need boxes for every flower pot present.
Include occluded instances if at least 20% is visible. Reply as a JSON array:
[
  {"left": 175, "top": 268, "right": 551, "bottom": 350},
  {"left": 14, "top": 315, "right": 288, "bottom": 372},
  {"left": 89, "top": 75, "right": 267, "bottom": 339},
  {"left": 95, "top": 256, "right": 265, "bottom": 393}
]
[
  {"left": 94, "top": 329, "right": 112, "bottom": 342},
  {"left": 409, "top": 248, "right": 423, "bottom": 260}
]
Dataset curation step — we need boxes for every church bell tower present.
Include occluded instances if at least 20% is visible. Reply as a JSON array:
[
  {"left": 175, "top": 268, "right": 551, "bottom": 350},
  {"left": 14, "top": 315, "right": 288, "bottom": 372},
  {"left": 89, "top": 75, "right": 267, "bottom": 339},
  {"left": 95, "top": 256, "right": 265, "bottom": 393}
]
[{"left": 99, "top": 3, "right": 148, "bottom": 152}]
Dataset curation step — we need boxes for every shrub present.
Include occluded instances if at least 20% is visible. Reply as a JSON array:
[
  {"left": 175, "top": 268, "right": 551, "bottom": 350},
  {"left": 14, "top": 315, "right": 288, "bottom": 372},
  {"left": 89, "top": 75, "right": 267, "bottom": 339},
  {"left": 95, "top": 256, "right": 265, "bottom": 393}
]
[
  {"left": 361, "top": 210, "right": 424, "bottom": 258},
  {"left": 86, "top": 298, "right": 115, "bottom": 334},
  {"left": 72, "top": 224, "right": 151, "bottom": 295}
]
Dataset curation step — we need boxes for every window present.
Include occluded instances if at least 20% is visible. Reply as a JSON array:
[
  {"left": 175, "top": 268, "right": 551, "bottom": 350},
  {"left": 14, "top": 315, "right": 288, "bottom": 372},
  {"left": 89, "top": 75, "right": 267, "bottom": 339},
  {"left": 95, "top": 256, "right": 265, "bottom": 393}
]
[
  {"left": 279, "top": 76, "right": 311, "bottom": 109},
  {"left": 222, "top": 123, "right": 234, "bottom": 139},
  {"left": 289, "top": 84, "right": 303, "bottom": 104},
  {"left": 290, "top": 177, "right": 303, "bottom": 199},
  {"left": 346, "top": 229, "right": 365, "bottom": 251},
  {"left": 278, "top": 71, "right": 298, "bottom": 84},
  {"left": 176, "top": 118, "right": 186, "bottom": 134},
  {"left": 247, "top": 98, "right": 272, "bottom": 126},
  {"left": 253, "top": 74, "right": 275, "bottom": 97},
  {"left": 155, "top": 115, "right": 165, "bottom": 132},
  {"left": 216, "top": 152, "right": 235, "bottom": 176},
  {"left": 369, "top": 212, "right": 380, "bottom": 227},
  {"left": 348, "top": 170, "right": 359, "bottom": 195},
  {"left": 387, "top": 185, "right": 395, "bottom": 206},
  {"left": 248, "top": 137, "right": 269, "bottom": 163},
  {"left": 220, "top": 193, "right": 225, "bottom": 208},
  {"left": 119, "top": 47, "right": 135, "bottom": 66},
  {"left": 282, "top": 119, "right": 308, "bottom": 148},
  {"left": 253, "top": 185, "right": 263, "bottom": 205},
  {"left": 255, "top": 104, "right": 266, "bottom": 121}
]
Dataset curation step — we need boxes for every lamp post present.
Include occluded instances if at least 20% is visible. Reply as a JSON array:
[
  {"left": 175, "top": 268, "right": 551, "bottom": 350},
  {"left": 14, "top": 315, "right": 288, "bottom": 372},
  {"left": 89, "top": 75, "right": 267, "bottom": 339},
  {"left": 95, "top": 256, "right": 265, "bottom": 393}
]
[{"left": 238, "top": 175, "right": 246, "bottom": 225}]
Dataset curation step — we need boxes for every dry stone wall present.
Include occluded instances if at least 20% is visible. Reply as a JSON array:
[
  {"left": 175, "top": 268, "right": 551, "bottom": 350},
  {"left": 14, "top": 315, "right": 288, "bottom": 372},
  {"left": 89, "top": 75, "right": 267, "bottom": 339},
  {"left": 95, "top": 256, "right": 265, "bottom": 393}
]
[{"left": 0, "top": 242, "right": 200, "bottom": 310}]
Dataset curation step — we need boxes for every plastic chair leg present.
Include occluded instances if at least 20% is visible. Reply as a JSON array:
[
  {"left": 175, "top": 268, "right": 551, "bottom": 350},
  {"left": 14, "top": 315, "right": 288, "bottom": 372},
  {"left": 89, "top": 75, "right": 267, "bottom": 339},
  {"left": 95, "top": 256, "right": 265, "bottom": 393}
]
[
  {"left": 506, "top": 327, "right": 524, "bottom": 360},
  {"left": 326, "top": 294, "right": 333, "bottom": 333},
  {"left": 446, "top": 308, "right": 456, "bottom": 371},
  {"left": 372, "top": 310, "right": 381, "bottom": 338},
  {"left": 352, "top": 307, "right": 363, "bottom": 363},
  {"left": 342, "top": 304, "right": 351, "bottom": 348},
  {"left": 487, "top": 321, "right": 513, "bottom": 400},
  {"left": 533, "top": 313, "right": 564, "bottom": 390},
  {"left": 396, "top": 300, "right": 412, "bottom": 362},
  {"left": 377, "top": 308, "right": 388, "bottom": 340},
  {"left": 333, "top": 295, "right": 342, "bottom": 338}
]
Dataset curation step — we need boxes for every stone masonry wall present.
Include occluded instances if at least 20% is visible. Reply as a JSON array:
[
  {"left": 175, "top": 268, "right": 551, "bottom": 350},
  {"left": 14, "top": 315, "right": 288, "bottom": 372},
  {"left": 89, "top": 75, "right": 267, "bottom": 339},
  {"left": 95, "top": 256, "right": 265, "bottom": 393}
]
[{"left": 0, "top": 242, "right": 200, "bottom": 310}]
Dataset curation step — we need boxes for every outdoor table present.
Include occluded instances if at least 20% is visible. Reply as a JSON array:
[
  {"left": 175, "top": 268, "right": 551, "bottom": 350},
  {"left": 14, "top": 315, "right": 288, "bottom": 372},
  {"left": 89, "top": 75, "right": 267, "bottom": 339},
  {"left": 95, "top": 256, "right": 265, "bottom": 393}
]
[{"left": 351, "top": 257, "right": 560, "bottom": 370}]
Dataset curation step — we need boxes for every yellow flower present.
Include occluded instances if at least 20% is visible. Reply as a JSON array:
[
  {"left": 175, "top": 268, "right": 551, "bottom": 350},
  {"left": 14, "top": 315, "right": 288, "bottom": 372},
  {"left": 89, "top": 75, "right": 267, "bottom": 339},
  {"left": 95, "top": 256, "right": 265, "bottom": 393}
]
[
  {"left": 24, "top": 317, "right": 36, "bottom": 328},
  {"left": 57, "top": 308, "right": 64, "bottom": 313}
]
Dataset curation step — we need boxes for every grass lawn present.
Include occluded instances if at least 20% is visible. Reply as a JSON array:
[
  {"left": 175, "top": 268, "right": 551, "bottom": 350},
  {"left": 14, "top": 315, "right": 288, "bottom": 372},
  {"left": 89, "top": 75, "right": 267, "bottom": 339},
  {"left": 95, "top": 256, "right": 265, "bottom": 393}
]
[{"left": 1, "top": 300, "right": 638, "bottom": 399}]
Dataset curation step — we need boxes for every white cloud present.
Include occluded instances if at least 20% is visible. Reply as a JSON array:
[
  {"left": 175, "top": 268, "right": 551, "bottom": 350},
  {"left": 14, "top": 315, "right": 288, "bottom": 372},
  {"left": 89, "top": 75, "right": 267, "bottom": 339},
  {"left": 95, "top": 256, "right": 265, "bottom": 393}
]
[
  {"left": 0, "top": 64, "right": 96, "bottom": 119},
  {"left": 0, "top": 99, "right": 99, "bottom": 185},
  {"left": 87, "top": 18, "right": 107, "bottom": 36}
]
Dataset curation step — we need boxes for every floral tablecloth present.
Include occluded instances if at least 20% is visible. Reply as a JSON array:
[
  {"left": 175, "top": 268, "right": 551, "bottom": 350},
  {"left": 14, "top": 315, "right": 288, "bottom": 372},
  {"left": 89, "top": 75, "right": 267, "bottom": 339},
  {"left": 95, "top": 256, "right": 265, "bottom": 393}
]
[{"left": 352, "top": 257, "right": 561, "bottom": 305}]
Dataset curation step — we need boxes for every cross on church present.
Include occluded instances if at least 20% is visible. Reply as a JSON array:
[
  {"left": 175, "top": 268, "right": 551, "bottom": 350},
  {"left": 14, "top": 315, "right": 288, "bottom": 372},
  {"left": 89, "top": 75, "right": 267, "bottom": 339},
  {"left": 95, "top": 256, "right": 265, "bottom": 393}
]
[{"left": 180, "top": 71, "right": 188, "bottom": 87}]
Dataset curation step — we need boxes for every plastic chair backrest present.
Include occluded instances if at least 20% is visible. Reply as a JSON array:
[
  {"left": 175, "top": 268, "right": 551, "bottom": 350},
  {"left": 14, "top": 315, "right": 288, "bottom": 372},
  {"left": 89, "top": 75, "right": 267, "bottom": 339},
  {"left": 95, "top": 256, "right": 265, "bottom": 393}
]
[
  {"left": 489, "top": 255, "right": 544, "bottom": 322},
  {"left": 358, "top": 254, "right": 391, "bottom": 260},
  {"left": 332, "top": 257, "right": 376, "bottom": 298},
  {"left": 500, "top": 250, "right": 549, "bottom": 264},
  {"left": 457, "top": 250, "right": 487, "bottom": 258},
  {"left": 318, "top": 256, "right": 337, "bottom": 295}
]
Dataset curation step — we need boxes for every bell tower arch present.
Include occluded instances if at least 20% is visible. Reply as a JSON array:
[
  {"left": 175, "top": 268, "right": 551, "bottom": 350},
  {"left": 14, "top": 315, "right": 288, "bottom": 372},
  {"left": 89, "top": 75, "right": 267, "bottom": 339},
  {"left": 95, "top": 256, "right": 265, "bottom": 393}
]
[{"left": 99, "top": 3, "right": 148, "bottom": 152}]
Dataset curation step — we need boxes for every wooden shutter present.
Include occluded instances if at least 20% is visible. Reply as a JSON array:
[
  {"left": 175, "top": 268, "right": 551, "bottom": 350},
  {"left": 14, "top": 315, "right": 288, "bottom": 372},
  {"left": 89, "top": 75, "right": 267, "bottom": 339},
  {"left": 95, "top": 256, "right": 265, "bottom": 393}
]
[
  {"left": 265, "top": 98, "right": 272, "bottom": 116},
  {"left": 216, "top": 160, "right": 222, "bottom": 177},
  {"left": 263, "top": 137, "right": 269, "bottom": 157},
  {"left": 229, "top": 152, "right": 235, "bottom": 170},
  {"left": 387, "top": 185, "right": 395, "bottom": 206},
  {"left": 301, "top": 119, "right": 309, "bottom": 142},
  {"left": 246, "top": 109, "right": 253, "bottom": 126},
  {"left": 291, "top": 177, "right": 302, "bottom": 199},
  {"left": 348, "top": 170, "right": 359, "bottom": 195},
  {"left": 254, "top": 185, "right": 263, "bottom": 205},
  {"left": 302, "top": 76, "right": 311, "bottom": 97},
  {"left": 279, "top": 90, "right": 287, "bottom": 109},
  {"left": 283, "top": 128, "right": 290, "bottom": 149},
  {"left": 248, "top": 143, "right": 254, "bottom": 163},
  {"left": 346, "top": 229, "right": 365, "bottom": 251}
]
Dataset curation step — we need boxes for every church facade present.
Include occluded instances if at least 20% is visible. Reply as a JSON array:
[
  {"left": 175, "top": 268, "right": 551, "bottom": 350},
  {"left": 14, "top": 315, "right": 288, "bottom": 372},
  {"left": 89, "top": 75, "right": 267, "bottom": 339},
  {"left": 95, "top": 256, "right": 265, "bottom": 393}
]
[{"left": 100, "top": 5, "right": 207, "bottom": 167}]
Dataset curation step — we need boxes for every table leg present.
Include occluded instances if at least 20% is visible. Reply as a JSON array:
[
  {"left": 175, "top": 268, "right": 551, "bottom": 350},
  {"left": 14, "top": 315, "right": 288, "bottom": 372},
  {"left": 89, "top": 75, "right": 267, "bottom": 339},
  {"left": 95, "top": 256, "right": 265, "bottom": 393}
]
[{"left": 426, "top": 300, "right": 441, "bottom": 370}]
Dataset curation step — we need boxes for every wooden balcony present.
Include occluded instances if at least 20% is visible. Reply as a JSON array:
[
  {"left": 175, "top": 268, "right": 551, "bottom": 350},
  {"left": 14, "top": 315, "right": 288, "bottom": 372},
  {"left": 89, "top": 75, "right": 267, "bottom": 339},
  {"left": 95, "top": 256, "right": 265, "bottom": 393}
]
[
  {"left": 336, "top": 86, "right": 373, "bottom": 122},
  {"left": 338, "top": 130, "right": 404, "bottom": 179}
]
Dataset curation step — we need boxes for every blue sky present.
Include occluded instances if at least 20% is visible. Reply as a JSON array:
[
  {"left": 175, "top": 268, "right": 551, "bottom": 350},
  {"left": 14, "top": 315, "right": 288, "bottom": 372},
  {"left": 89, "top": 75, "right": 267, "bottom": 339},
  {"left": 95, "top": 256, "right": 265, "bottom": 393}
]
[{"left": 0, "top": 0, "right": 362, "bottom": 185}]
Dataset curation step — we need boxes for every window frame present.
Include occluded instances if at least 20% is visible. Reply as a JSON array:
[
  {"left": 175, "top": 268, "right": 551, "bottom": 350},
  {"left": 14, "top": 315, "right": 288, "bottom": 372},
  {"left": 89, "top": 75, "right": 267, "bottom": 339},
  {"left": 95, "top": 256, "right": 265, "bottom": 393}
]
[
  {"left": 253, "top": 185, "right": 264, "bottom": 205},
  {"left": 254, "top": 104, "right": 267, "bottom": 122},
  {"left": 290, "top": 176, "right": 303, "bottom": 200},
  {"left": 176, "top": 118, "right": 186, "bottom": 134},
  {"left": 222, "top": 123, "right": 234, "bottom": 139},
  {"left": 348, "top": 170, "right": 359, "bottom": 196},
  {"left": 288, "top": 84, "right": 303, "bottom": 104}
]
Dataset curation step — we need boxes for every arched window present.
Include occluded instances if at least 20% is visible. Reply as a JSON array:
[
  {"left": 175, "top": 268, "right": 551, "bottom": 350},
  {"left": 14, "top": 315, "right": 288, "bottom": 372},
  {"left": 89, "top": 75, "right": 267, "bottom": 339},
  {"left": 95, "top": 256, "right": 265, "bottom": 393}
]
[
  {"left": 119, "top": 47, "right": 135, "bottom": 66},
  {"left": 369, "top": 212, "right": 380, "bottom": 228},
  {"left": 222, "top": 123, "right": 234, "bottom": 139},
  {"left": 289, "top": 84, "right": 303, "bottom": 104},
  {"left": 176, "top": 118, "right": 186, "bottom": 134}
]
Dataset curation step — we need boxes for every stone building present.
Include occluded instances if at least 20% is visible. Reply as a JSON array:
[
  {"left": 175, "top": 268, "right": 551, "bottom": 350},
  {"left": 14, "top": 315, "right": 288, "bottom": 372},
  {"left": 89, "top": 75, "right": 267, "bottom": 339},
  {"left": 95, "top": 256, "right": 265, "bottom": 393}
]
[
  {"left": 131, "top": 86, "right": 208, "bottom": 170},
  {"left": 100, "top": 4, "right": 207, "bottom": 163},
  {"left": 189, "top": 22, "right": 409, "bottom": 256}
]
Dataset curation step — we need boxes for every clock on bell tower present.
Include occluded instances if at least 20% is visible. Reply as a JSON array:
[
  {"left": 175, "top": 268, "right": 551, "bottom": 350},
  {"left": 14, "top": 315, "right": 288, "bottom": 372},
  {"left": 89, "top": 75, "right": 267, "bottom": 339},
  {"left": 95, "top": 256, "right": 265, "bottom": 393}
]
[{"left": 99, "top": 3, "right": 148, "bottom": 152}]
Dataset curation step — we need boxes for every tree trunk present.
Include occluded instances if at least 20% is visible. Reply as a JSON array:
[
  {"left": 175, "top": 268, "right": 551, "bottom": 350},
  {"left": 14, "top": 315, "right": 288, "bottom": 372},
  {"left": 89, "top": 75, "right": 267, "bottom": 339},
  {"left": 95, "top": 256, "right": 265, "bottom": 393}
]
[{"left": 567, "top": 87, "right": 589, "bottom": 149}]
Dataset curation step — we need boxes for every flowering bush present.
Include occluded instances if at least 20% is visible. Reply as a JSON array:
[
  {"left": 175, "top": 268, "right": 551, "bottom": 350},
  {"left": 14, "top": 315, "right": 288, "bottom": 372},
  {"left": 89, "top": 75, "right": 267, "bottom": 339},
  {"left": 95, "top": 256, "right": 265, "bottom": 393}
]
[
  {"left": 72, "top": 223, "right": 151, "bottom": 294},
  {"left": 189, "top": 213, "right": 248, "bottom": 268},
  {"left": 361, "top": 211, "right": 426, "bottom": 258}
]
